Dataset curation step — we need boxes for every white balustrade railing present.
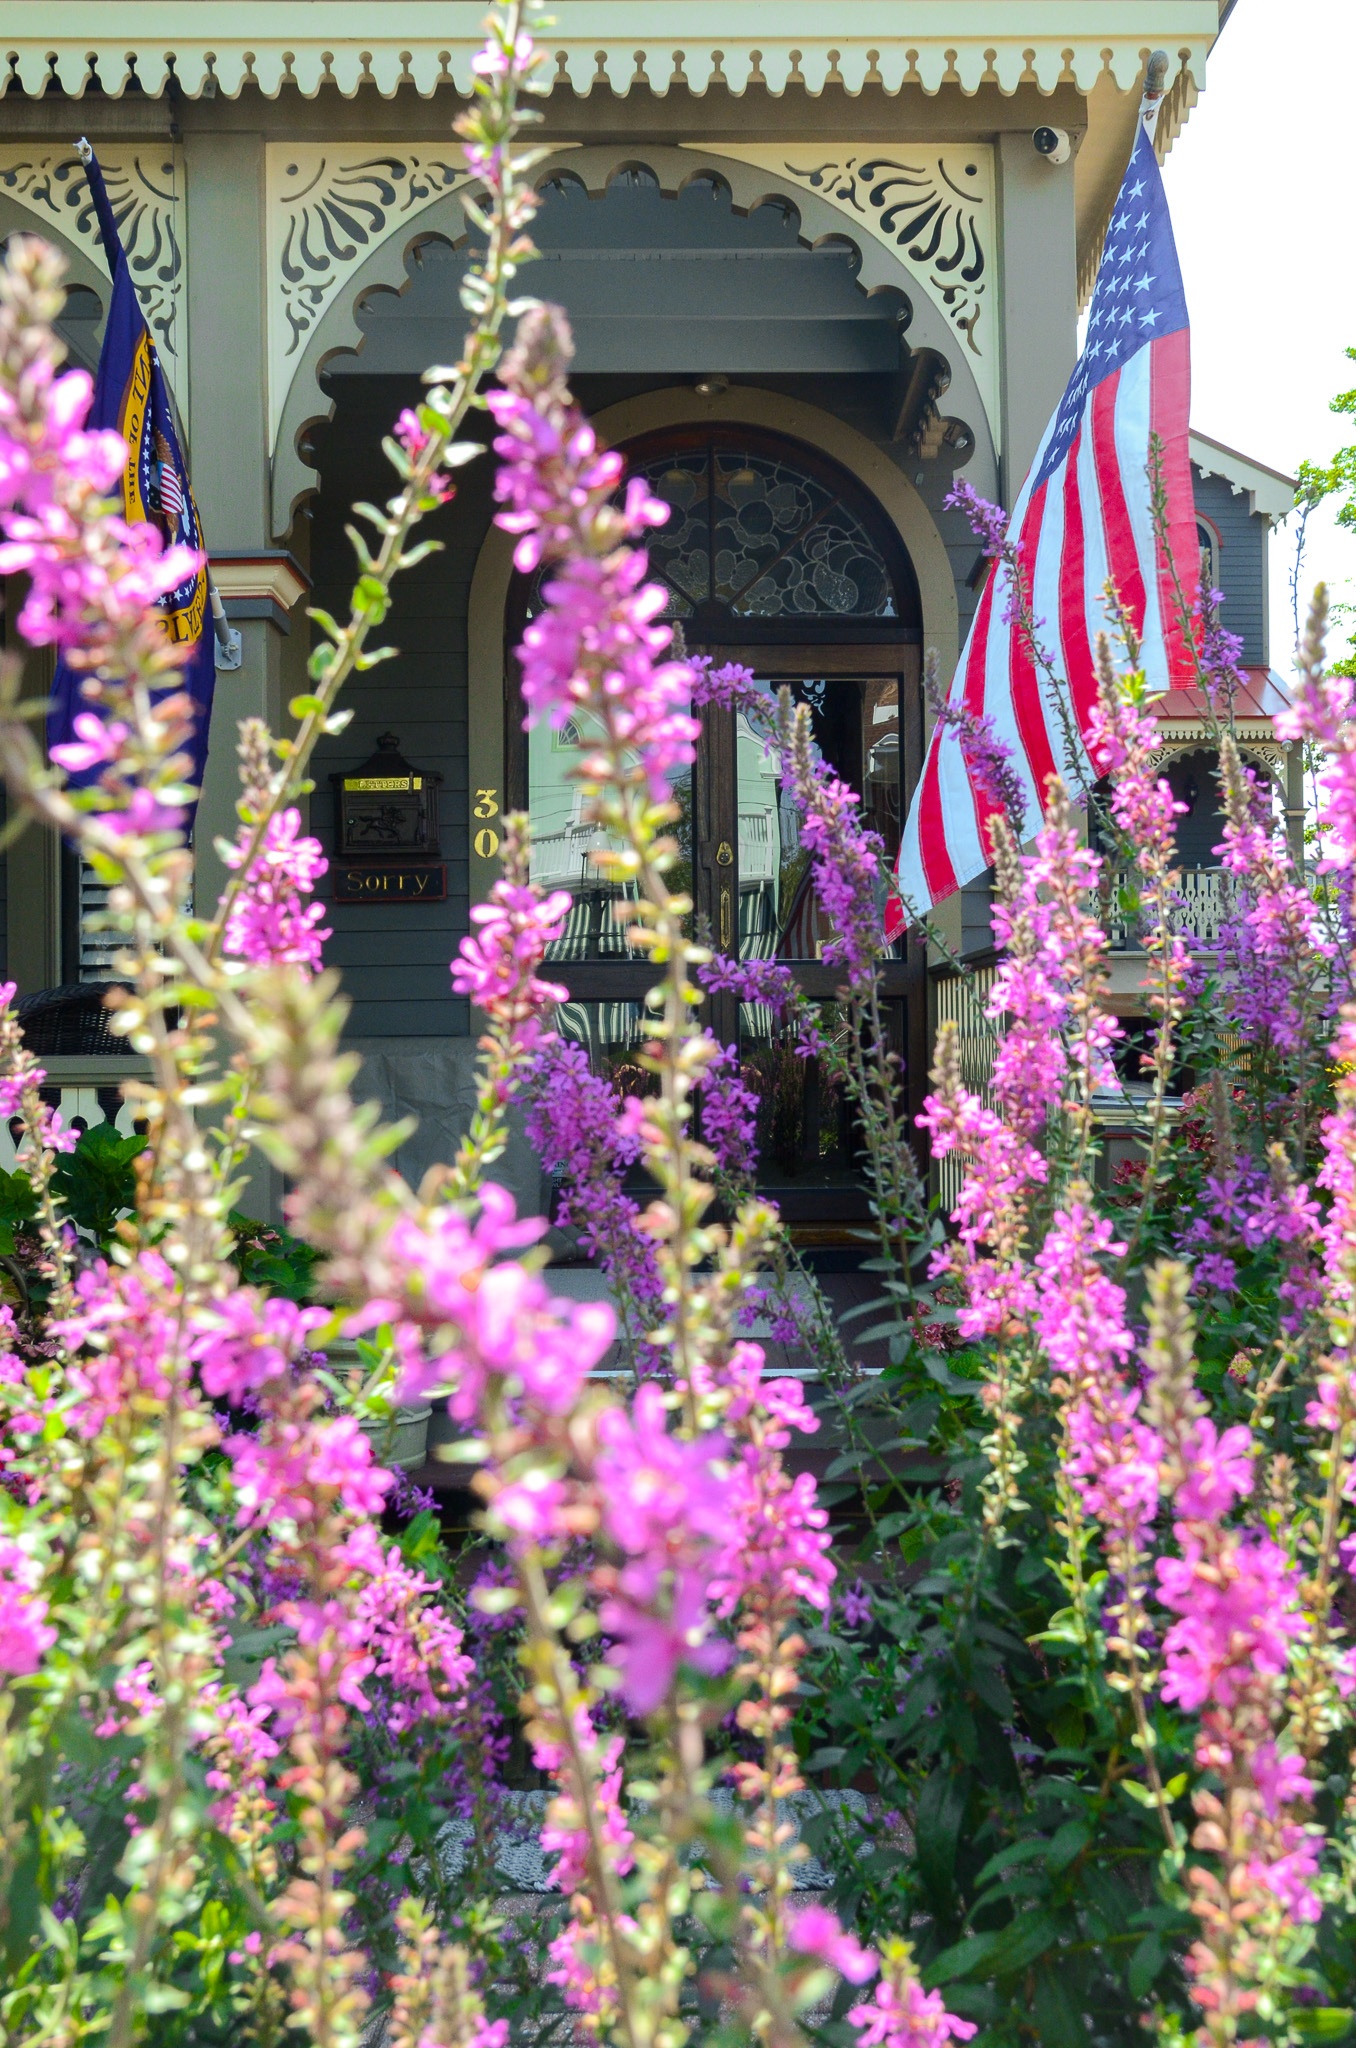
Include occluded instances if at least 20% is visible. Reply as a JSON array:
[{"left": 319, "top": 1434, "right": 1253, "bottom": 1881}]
[{"left": 1103, "top": 864, "right": 1230, "bottom": 950}]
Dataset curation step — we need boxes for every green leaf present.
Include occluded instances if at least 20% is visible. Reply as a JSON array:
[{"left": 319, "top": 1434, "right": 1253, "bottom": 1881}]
[
  {"left": 1128, "top": 1933, "right": 1166, "bottom": 1999},
  {"left": 972, "top": 1835, "right": 1049, "bottom": 1888},
  {"left": 924, "top": 1931, "right": 1004, "bottom": 1988},
  {"left": 1292, "top": 2015, "right": 1355, "bottom": 2042},
  {"left": 352, "top": 573, "right": 390, "bottom": 622},
  {"left": 0, "top": 1167, "right": 38, "bottom": 1225},
  {"left": 228, "top": 1210, "right": 322, "bottom": 1303},
  {"left": 979, "top": 1908, "right": 1062, "bottom": 1979},
  {"left": 289, "top": 692, "right": 327, "bottom": 718},
  {"left": 1047, "top": 1818, "right": 1092, "bottom": 1872},
  {"left": 52, "top": 1122, "right": 147, "bottom": 1242},
  {"left": 1033, "top": 1964, "right": 1089, "bottom": 2048},
  {"left": 915, "top": 1767, "right": 967, "bottom": 1903}
]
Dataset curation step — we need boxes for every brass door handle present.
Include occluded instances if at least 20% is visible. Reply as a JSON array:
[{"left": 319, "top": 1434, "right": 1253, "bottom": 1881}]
[{"left": 719, "top": 886, "right": 732, "bottom": 949}]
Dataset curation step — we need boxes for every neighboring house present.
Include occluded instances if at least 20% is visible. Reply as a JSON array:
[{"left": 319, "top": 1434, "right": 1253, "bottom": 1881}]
[{"left": 0, "top": 0, "right": 1281, "bottom": 1229}]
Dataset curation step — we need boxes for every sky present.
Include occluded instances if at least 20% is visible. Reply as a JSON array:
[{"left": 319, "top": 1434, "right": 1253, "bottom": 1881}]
[{"left": 1160, "top": 0, "right": 1356, "bottom": 668}]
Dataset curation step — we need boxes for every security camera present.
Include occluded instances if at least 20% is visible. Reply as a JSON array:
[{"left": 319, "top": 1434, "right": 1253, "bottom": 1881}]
[{"left": 1032, "top": 126, "right": 1071, "bottom": 166}]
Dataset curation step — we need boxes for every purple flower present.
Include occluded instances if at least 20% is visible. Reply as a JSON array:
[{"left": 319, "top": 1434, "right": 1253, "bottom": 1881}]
[
  {"left": 487, "top": 306, "right": 700, "bottom": 809},
  {"left": 520, "top": 1036, "right": 664, "bottom": 1333},
  {"left": 838, "top": 1579, "right": 873, "bottom": 1630},
  {"left": 699, "top": 1041, "right": 760, "bottom": 1183}
]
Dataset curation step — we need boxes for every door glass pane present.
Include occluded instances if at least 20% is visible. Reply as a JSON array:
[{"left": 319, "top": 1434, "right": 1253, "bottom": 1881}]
[
  {"left": 735, "top": 675, "right": 900, "bottom": 968},
  {"left": 626, "top": 437, "right": 907, "bottom": 625},
  {"left": 554, "top": 1000, "right": 655, "bottom": 1095},
  {"left": 741, "top": 1002, "right": 856, "bottom": 1185},
  {"left": 528, "top": 708, "right": 692, "bottom": 959},
  {"left": 637, "top": 450, "right": 709, "bottom": 615}
]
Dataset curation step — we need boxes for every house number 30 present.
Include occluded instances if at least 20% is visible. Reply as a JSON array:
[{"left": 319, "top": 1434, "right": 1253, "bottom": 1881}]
[{"left": 473, "top": 788, "right": 500, "bottom": 859}]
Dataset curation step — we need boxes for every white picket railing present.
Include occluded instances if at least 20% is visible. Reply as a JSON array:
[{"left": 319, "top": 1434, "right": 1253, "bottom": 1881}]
[
  {"left": 0, "top": 1057, "right": 144, "bottom": 1174},
  {"left": 930, "top": 962, "right": 999, "bottom": 1214},
  {"left": 1103, "top": 864, "right": 1230, "bottom": 950}
]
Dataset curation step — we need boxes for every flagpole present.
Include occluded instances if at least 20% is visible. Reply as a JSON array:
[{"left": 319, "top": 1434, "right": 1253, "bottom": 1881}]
[
  {"left": 1139, "top": 49, "right": 1169, "bottom": 136},
  {"left": 208, "top": 582, "right": 242, "bottom": 671}
]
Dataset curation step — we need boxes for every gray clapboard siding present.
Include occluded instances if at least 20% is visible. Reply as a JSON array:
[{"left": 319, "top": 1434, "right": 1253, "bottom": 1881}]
[
  {"left": 308, "top": 373, "right": 490, "bottom": 1040},
  {"left": 1192, "top": 464, "right": 1269, "bottom": 667}
]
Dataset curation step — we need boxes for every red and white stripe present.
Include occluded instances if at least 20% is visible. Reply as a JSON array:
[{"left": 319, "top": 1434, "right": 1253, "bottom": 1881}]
[{"left": 890, "top": 314, "right": 1198, "bottom": 928}]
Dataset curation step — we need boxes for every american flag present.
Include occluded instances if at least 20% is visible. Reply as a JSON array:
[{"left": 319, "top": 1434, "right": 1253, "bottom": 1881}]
[
  {"left": 154, "top": 433, "right": 185, "bottom": 526},
  {"left": 890, "top": 113, "right": 1198, "bottom": 924}
]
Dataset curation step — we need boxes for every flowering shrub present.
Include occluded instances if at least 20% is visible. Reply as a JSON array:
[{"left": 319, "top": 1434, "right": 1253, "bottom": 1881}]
[{"left": 1, "top": 10, "right": 1356, "bottom": 2048}]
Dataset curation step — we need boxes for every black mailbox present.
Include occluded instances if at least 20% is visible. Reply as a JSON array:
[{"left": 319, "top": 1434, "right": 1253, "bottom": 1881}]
[{"left": 330, "top": 734, "right": 446, "bottom": 903}]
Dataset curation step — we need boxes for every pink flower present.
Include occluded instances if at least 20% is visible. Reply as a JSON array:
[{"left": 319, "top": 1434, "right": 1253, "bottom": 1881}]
[
  {"left": 0, "top": 1538, "right": 54, "bottom": 1674},
  {"left": 1065, "top": 1389, "right": 1162, "bottom": 1544},
  {"left": 486, "top": 305, "right": 700, "bottom": 808},
  {"left": 1251, "top": 1741, "right": 1314, "bottom": 1818},
  {"left": 1306, "top": 1368, "right": 1356, "bottom": 1436},
  {"left": 1033, "top": 1203, "right": 1133, "bottom": 1390},
  {"left": 850, "top": 1969, "right": 977, "bottom": 2048},
  {"left": 54, "top": 1254, "right": 182, "bottom": 1438},
  {"left": 595, "top": 1382, "right": 731, "bottom": 1561},
  {"left": 535, "top": 1710, "right": 634, "bottom": 1894},
  {"left": 192, "top": 1290, "right": 329, "bottom": 1403},
  {"left": 450, "top": 874, "right": 569, "bottom": 1030},
  {"left": 709, "top": 1447, "right": 835, "bottom": 1617},
  {"left": 50, "top": 709, "right": 129, "bottom": 775},
  {"left": 222, "top": 808, "right": 330, "bottom": 970},
  {"left": 1277, "top": 665, "right": 1356, "bottom": 871},
  {"left": 1156, "top": 1531, "right": 1303, "bottom": 1713},
  {"left": 787, "top": 1903, "right": 878, "bottom": 1984},
  {"left": 387, "top": 1185, "right": 614, "bottom": 1418},
  {"left": 1174, "top": 1417, "right": 1254, "bottom": 1521},
  {"left": 487, "top": 1466, "right": 569, "bottom": 1543},
  {"left": 1249, "top": 1844, "right": 1322, "bottom": 1925},
  {"left": 599, "top": 1565, "right": 728, "bottom": 1715},
  {"left": 226, "top": 1413, "right": 392, "bottom": 1527},
  {"left": 351, "top": 1545, "right": 473, "bottom": 1733}
]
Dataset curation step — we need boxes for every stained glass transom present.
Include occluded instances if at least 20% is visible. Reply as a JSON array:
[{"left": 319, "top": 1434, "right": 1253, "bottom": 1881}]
[{"left": 638, "top": 443, "right": 900, "bottom": 622}]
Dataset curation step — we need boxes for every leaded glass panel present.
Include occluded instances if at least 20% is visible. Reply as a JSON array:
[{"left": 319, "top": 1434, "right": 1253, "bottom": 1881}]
[{"left": 628, "top": 438, "right": 901, "bottom": 624}]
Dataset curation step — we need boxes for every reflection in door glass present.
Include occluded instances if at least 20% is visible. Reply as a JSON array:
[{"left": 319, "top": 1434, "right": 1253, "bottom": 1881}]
[
  {"left": 551, "top": 1000, "right": 657, "bottom": 1096},
  {"left": 730, "top": 676, "right": 902, "bottom": 1191},
  {"left": 741, "top": 1002, "right": 855, "bottom": 1185},
  {"left": 737, "top": 676, "right": 899, "bottom": 973},
  {"left": 527, "top": 709, "right": 692, "bottom": 961}
]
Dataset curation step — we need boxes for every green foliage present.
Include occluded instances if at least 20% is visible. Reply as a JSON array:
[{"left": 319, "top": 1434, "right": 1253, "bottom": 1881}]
[
  {"left": 1296, "top": 346, "right": 1356, "bottom": 672},
  {"left": 0, "top": 1163, "right": 36, "bottom": 1257},
  {"left": 51, "top": 1120, "right": 146, "bottom": 1244},
  {"left": 226, "top": 1210, "right": 322, "bottom": 1303}
]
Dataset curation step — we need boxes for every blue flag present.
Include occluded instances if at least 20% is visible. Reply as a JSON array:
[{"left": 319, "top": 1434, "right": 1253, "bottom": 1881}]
[{"left": 48, "top": 148, "right": 215, "bottom": 804}]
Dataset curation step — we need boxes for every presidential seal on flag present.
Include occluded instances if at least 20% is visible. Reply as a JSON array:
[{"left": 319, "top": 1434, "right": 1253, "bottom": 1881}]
[{"left": 48, "top": 145, "right": 215, "bottom": 798}]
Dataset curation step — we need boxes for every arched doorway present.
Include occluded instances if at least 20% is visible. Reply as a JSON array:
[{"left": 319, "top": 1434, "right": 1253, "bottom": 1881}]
[{"left": 505, "top": 424, "right": 927, "bottom": 1228}]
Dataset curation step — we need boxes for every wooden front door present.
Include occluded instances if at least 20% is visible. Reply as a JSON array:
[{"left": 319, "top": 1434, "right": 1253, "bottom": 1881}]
[{"left": 508, "top": 426, "right": 928, "bottom": 1230}]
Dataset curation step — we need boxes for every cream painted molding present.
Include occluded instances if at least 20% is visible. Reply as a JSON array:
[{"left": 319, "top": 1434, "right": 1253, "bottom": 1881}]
[
  {"left": 264, "top": 140, "right": 582, "bottom": 446},
  {"left": 1189, "top": 430, "right": 1296, "bottom": 527},
  {"left": 685, "top": 142, "right": 997, "bottom": 439},
  {"left": 265, "top": 144, "right": 477, "bottom": 444},
  {"left": 0, "top": 4, "right": 1221, "bottom": 100},
  {"left": 0, "top": 144, "right": 185, "bottom": 377},
  {"left": 210, "top": 554, "right": 311, "bottom": 610}
]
